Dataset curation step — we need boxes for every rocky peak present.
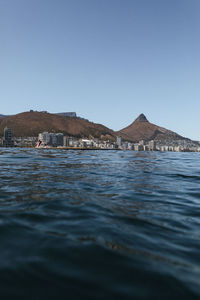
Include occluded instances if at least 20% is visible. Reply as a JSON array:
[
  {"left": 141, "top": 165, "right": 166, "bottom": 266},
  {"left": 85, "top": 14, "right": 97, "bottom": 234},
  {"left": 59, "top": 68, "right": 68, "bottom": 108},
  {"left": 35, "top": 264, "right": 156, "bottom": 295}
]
[{"left": 134, "top": 114, "right": 149, "bottom": 122}]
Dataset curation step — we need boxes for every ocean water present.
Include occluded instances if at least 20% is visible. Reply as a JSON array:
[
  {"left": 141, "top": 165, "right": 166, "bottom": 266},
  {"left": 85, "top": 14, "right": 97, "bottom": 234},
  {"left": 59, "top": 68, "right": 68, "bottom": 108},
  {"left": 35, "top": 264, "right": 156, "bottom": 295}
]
[{"left": 0, "top": 148, "right": 200, "bottom": 300}]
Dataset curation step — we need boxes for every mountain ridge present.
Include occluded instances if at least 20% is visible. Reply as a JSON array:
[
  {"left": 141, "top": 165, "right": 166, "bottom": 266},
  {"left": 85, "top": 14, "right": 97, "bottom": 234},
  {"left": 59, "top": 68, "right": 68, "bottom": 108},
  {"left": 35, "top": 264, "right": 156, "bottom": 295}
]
[{"left": 0, "top": 111, "right": 192, "bottom": 143}]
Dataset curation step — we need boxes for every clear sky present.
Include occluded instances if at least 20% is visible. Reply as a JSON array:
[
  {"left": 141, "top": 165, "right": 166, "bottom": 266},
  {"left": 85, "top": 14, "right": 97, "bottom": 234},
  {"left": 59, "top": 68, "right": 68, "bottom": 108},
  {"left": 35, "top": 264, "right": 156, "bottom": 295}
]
[{"left": 0, "top": 0, "right": 199, "bottom": 140}]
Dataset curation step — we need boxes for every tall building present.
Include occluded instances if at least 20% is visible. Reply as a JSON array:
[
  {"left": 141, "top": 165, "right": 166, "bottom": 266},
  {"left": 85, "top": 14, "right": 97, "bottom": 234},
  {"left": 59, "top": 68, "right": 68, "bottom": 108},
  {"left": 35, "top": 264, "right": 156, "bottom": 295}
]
[
  {"left": 38, "top": 132, "right": 50, "bottom": 145},
  {"left": 63, "top": 136, "right": 70, "bottom": 147},
  {"left": 3, "top": 127, "right": 14, "bottom": 147},
  {"left": 116, "top": 136, "right": 122, "bottom": 147},
  {"left": 55, "top": 133, "right": 64, "bottom": 146},
  {"left": 149, "top": 140, "right": 156, "bottom": 151}
]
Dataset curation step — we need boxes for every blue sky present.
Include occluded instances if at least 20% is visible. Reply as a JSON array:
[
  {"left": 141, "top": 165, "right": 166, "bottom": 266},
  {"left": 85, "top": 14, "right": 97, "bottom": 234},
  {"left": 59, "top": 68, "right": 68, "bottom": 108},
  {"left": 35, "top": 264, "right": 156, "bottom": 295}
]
[{"left": 0, "top": 0, "right": 199, "bottom": 140}]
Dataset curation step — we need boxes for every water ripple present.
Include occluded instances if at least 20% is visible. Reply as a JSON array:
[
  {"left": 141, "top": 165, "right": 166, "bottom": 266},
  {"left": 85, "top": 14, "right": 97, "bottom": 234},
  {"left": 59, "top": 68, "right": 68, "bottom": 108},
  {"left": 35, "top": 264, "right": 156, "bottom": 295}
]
[{"left": 0, "top": 148, "right": 200, "bottom": 299}]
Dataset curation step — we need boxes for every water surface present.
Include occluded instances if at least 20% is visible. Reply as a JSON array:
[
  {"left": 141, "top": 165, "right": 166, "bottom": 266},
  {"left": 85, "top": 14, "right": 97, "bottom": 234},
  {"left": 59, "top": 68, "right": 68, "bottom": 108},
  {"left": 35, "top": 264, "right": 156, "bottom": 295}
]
[{"left": 0, "top": 149, "right": 200, "bottom": 299}]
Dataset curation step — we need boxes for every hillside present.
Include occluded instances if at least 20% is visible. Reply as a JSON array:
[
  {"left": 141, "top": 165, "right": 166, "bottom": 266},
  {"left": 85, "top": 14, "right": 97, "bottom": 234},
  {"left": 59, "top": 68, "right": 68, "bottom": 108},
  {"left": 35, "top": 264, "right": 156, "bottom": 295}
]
[
  {"left": 117, "top": 114, "right": 189, "bottom": 142},
  {"left": 0, "top": 114, "right": 10, "bottom": 119},
  {"left": 0, "top": 111, "right": 192, "bottom": 143},
  {"left": 0, "top": 111, "right": 115, "bottom": 139}
]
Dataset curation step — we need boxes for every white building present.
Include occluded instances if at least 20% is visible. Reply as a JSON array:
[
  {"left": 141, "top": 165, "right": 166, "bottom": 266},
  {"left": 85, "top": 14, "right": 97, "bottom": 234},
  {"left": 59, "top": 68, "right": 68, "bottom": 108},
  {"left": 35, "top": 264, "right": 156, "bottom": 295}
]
[
  {"left": 149, "top": 140, "right": 156, "bottom": 151},
  {"left": 38, "top": 132, "right": 50, "bottom": 145}
]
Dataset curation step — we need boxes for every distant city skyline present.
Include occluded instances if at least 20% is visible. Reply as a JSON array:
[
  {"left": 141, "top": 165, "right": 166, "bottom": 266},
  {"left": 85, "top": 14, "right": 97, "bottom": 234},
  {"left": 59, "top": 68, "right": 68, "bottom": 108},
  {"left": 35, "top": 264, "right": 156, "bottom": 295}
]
[{"left": 0, "top": 0, "right": 199, "bottom": 140}]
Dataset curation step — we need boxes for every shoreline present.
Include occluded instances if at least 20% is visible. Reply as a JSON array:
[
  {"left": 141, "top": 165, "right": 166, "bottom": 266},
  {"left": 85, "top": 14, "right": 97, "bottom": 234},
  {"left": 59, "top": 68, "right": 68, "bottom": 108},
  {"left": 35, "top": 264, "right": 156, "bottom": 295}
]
[{"left": 0, "top": 146, "right": 199, "bottom": 152}]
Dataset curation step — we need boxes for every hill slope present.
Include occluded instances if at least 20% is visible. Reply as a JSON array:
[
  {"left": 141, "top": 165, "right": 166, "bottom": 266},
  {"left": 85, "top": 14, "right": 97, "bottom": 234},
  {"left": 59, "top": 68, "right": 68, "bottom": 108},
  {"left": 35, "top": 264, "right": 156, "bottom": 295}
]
[
  {"left": 117, "top": 114, "right": 189, "bottom": 142},
  {"left": 0, "top": 114, "right": 10, "bottom": 119},
  {"left": 0, "top": 111, "right": 115, "bottom": 139}
]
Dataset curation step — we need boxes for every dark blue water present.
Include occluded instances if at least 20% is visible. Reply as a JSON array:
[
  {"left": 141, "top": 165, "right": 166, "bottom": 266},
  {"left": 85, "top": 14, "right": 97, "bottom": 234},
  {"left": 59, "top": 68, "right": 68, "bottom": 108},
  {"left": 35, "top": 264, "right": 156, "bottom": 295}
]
[{"left": 0, "top": 149, "right": 200, "bottom": 299}]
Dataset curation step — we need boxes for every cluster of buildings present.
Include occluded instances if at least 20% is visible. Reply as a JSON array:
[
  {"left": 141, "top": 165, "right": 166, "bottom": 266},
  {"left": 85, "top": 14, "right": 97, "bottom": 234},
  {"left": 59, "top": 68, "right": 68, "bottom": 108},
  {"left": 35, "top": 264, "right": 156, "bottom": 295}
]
[
  {"left": 37, "top": 132, "right": 64, "bottom": 147},
  {"left": 116, "top": 137, "right": 157, "bottom": 151},
  {"left": 35, "top": 132, "right": 200, "bottom": 152},
  {"left": 0, "top": 127, "right": 37, "bottom": 148},
  {"left": 118, "top": 138, "right": 200, "bottom": 152},
  {"left": 1, "top": 127, "right": 200, "bottom": 152},
  {"left": 154, "top": 139, "right": 200, "bottom": 152},
  {"left": 36, "top": 132, "right": 118, "bottom": 149}
]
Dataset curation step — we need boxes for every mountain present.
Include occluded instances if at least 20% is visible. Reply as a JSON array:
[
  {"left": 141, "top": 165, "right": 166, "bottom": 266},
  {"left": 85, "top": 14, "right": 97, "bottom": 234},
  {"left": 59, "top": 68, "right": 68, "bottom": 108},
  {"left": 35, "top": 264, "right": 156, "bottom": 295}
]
[
  {"left": 117, "top": 114, "right": 189, "bottom": 142},
  {"left": 0, "top": 111, "right": 192, "bottom": 143},
  {"left": 0, "top": 111, "right": 115, "bottom": 139},
  {"left": 0, "top": 114, "right": 10, "bottom": 119}
]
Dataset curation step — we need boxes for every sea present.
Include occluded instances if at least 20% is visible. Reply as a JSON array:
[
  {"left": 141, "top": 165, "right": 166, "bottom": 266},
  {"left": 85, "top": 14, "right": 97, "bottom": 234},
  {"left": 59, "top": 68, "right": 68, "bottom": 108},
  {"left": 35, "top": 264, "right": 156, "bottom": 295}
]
[{"left": 0, "top": 148, "right": 200, "bottom": 300}]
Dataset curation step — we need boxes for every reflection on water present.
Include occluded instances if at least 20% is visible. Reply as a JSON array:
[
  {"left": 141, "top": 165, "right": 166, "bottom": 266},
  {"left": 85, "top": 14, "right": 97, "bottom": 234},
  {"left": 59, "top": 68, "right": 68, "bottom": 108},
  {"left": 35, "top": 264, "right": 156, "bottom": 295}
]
[{"left": 0, "top": 148, "right": 200, "bottom": 299}]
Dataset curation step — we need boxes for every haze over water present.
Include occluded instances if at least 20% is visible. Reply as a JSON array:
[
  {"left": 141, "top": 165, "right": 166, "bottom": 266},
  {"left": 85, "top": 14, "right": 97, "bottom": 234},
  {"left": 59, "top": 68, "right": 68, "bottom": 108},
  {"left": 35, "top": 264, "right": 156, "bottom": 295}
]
[{"left": 0, "top": 148, "right": 200, "bottom": 299}]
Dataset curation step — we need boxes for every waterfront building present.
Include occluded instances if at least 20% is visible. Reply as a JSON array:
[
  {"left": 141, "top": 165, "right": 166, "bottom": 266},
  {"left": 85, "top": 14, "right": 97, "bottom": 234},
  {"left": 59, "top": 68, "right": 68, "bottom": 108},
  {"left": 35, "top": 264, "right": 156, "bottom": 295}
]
[
  {"left": 164, "top": 146, "right": 169, "bottom": 151},
  {"left": 134, "top": 144, "right": 144, "bottom": 151},
  {"left": 81, "top": 139, "right": 94, "bottom": 147},
  {"left": 174, "top": 146, "right": 181, "bottom": 152},
  {"left": 68, "top": 138, "right": 73, "bottom": 147},
  {"left": 38, "top": 132, "right": 63, "bottom": 147},
  {"left": 3, "top": 127, "right": 14, "bottom": 147},
  {"left": 116, "top": 136, "right": 122, "bottom": 147},
  {"left": 38, "top": 132, "right": 50, "bottom": 145},
  {"left": 139, "top": 140, "right": 145, "bottom": 145},
  {"left": 55, "top": 133, "right": 64, "bottom": 146},
  {"left": 49, "top": 133, "right": 57, "bottom": 146},
  {"left": 122, "top": 142, "right": 129, "bottom": 150},
  {"left": 149, "top": 140, "right": 156, "bottom": 151},
  {"left": 72, "top": 140, "right": 80, "bottom": 147},
  {"left": 63, "top": 136, "right": 70, "bottom": 147},
  {"left": 160, "top": 146, "right": 165, "bottom": 152},
  {"left": 128, "top": 143, "right": 134, "bottom": 150}
]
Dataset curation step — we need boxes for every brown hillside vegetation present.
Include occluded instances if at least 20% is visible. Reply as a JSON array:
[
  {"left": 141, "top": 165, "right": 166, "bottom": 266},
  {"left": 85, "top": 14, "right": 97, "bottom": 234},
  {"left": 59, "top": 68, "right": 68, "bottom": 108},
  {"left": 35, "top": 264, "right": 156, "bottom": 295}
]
[
  {"left": 0, "top": 111, "right": 115, "bottom": 139},
  {"left": 117, "top": 114, "right": 188, "bottom": 142},
  {"left": 0, "top": 111, "right": 191, "bottom": 143}
]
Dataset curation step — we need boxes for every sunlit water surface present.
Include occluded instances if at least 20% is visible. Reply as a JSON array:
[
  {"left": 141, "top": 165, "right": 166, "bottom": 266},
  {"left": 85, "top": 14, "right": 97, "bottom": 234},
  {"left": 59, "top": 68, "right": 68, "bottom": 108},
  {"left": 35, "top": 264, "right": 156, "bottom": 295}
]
[{"left": 0, "top": 148, "right": 200, "bottom": 299}]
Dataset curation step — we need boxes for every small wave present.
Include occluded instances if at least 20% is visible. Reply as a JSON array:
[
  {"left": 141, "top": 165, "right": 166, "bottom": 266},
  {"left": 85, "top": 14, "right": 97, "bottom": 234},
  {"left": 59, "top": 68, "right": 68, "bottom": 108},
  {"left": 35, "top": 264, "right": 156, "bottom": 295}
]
[{"left": 0, "top": 149, "right": 200, "bottom": 298}]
